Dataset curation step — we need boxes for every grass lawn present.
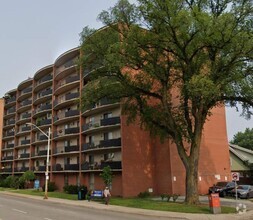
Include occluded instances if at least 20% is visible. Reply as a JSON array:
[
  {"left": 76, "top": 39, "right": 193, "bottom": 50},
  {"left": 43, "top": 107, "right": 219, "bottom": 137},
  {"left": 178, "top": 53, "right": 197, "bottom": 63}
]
[
  {"left": 109, "top": 197, "right": 236, "bottom": 214},
  {"left": 1, "top": 188, "right": 236, "bottom": 214}
]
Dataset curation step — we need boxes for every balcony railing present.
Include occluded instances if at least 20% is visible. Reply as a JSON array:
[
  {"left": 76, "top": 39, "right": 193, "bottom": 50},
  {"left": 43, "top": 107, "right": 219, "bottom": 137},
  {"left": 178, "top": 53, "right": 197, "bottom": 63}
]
[
  {"left": 5, "top": 119, "right": 15, "bottom": 126},
  {"left": 36, "top": 74, "right": 53, "bottom": 85},
  {"left": 64, "top": 164, "right": 79, "bottom": 170},
  {"left": 37, "top": 118, "right": 51, "bottom": 126},
  {"left": 6, "top": 96, "right": 16, "bottom": 104},
  {"left": 82, "top": 138, "right": 121, "bottom": 151},
  {"left": 14, "top": 167, "right": 29, "bottom": 172},
  {"left": 21, "top": 126, "right": 31, "bottom": 132},
  {"left": 54, "top": 127, "right": 79, "bottom": 138},
  {"left": 65, "top": 145, "right": 79, "bottom": 152},
  {"left": 21, "top": 112, "right": 31, "bottom": 119},
  {"left": 100, "top": 138, "right": 121, "bottom": 148},
  {"left": 21, "top": 87, "right": 32, "bottom": 95},
  {"left": 7, "top": 143, "right": 14, "bottom": 148},
  {"left": 6, "top": 107, "right": 16, "bottom": 114},
  {"left": 2, "top": 168, "right": 12, "bottom": 172},
  {"left": 20, "top": 153, "right": 30, "bottom": 158},
  {"left": 55, "top": 58, "right": 77, "bottom": 76},
  {"left": 83, "top": 117, "right": 120, "bottom": 132},
  {"left": 100, "top": 161, "right": 122, "bottom": 169},
  {"left": 20, "top": 139, "right": 30, "bottom": 145},
  {"left": 1, "top": 156, "right": 14, "bottom": 161},
  {"left": 5, "top": 131, "right": 14, "bottom": 137},
  {"left": 20, "top": 99, "right": 32, "bottom": 107}
]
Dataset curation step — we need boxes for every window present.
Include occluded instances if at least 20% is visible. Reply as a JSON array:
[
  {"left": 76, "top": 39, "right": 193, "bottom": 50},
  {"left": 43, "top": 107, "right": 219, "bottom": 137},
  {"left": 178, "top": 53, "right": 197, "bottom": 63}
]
[{"left": 103, "top": 112, "right": 112, "bottom": 119}]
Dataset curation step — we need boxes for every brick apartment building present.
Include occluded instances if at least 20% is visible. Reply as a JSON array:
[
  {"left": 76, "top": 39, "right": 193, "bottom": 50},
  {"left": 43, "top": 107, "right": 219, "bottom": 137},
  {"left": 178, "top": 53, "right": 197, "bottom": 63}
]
[{"left": 0, "top": 31, "right": 232, "bottom": 197}]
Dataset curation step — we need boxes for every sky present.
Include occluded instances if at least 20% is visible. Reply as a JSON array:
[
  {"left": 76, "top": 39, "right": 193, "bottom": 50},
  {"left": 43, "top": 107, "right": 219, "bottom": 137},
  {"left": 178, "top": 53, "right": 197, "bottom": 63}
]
[{"left": 0, "top": 0, "right": 252, "bottom": 141}]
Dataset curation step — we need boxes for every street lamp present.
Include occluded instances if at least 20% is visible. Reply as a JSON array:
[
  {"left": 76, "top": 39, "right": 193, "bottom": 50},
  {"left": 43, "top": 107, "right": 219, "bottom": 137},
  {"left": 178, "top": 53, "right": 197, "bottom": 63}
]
[{"left": 26, "top": 122, "right": 51, "bottom": 199}]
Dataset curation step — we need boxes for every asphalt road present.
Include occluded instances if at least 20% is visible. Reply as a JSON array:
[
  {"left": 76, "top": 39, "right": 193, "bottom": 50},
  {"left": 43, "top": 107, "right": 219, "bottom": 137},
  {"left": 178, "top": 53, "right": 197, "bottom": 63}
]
[{"left": 0, "top": 194, "right": 186, "bottom": 220}]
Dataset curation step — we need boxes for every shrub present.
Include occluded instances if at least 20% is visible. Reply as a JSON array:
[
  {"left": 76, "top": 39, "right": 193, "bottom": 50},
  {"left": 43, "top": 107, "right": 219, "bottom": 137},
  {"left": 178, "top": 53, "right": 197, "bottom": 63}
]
[
  {"left": 10, "top": 176, "right": 20, "bottom": 189},
  {"left": 166, "top": 194, "right": 172, "bottom": 202},
  {"left": 137, "top": 191, "right": 150, "bottom": 198},
  {"left": 161, "top": 194, "right": 166, "bottom": 201},
  {"left": 172, "top": 194, "right": 180, "bottom": 202},
  {"left": 18, "top": 176, "right": 26, "bottom": 189},
  {"left": 63, "top": 185, "right": 87, "bottom": 194},
  {"left": 63, "top": 185, "right": 79, "bottom": 194},
  {"left": 4, "top": 176, "right": 16, "bottom": 188},
  {"left": 43, "top": 182, "right": 57, "bottom": 192}
]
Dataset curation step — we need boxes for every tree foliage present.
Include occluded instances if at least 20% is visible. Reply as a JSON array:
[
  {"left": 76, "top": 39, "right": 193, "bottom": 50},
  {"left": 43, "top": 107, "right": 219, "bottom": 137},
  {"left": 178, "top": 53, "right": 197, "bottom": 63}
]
[
  {"left": 79, "top": 0, "right": 253, "bottom": 204},
  {"left": 231, "top": 128, "right": 253, "bottom": 150},
  {"left": 100, "top": 166, "right": 113, "bottom": 187}
]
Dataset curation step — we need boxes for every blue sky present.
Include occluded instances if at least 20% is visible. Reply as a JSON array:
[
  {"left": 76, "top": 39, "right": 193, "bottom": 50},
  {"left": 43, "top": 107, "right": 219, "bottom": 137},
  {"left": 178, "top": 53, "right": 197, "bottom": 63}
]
[{"left": 0, "top": 0, "right": 251, "bottom": 140}]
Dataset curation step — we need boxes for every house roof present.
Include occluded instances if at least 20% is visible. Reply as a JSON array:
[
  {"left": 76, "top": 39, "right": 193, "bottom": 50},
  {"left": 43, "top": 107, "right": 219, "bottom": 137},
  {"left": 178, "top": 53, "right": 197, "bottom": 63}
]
[{"left": 229, "top": 143, "right": 253, "bottom": 164}]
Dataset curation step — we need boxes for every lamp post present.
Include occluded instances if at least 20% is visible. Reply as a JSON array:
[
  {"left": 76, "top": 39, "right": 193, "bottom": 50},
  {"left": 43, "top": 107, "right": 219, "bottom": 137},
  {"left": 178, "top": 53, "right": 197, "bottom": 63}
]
[{"left": 27, "top": 123, "right": 51, "bottom": 199}]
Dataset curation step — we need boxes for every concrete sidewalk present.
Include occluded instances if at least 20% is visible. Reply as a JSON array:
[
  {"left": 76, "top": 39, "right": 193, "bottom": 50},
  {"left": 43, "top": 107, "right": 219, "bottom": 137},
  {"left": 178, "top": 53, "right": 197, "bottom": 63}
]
[{"left": 1, "top": 191, "right": 253, "bottom": 220}]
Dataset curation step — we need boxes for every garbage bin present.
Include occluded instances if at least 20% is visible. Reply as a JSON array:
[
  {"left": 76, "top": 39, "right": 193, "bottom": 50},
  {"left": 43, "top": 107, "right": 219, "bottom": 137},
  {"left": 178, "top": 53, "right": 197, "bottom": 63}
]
[
  {"left": 81, "top": 188, "right": 87, "bottom": 200},
  {"left": 208, "top": 193, "right": 221, "bottom": 214},
  {"left": 78, "top": 190, "right": 82, "bottom": 200}
]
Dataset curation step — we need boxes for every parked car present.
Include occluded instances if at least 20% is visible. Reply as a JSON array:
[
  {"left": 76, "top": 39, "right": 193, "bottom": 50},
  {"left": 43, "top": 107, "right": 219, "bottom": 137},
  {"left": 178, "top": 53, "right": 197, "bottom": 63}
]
[
  {"left": 230, "top": 185, "right": 253, "bottom": 199},
  {"left": 208, "top": 181, "right": 236, "bottom": 197}
]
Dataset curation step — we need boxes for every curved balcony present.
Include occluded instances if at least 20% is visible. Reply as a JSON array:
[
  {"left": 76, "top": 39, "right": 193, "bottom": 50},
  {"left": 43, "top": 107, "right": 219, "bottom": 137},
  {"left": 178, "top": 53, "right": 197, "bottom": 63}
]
[
  {"left": 16, "top": 126, "right": 31, "bottom": 137},
  {"left": 4, "top": 96, "right": 16, "bottom": 108},
  {"left": 2, "top": 131, "right": 15, "bottom": 140},
  {"left": 3, "top": 119, "right": 15, "bottom": 130},
  {"left": 82, "top": 138, "right": 121, "bottom": 153},
  {"left": 17, "top": 100, "right": 32, "bottom": 113},
  {"left": 54, "top": 75, "right": 80, "bottom": 96},
  {"left": 33, "top": 88, "right": 52, "bottom": 105},
  {"left": 34, "top": 70, "right": 53, "bottom": 92},
  {"left": 4, "top": 107, "right": 16, "bottom": 119},
  {"left": 53, "top": 127, "right": 80, "bottom": 141},
  {"left": 54, "top": 109, "right": 80, "bottom": 126},
  {"left": 82, "top": 116, "right": 121, "bottom": 135},
  {"left": 17, "top": 87, "right": 32, "bottom": 102},
  {"left": 31, "top": 135, "right": 48, "bottom": 145},
  {"left": 53, "top": 92, "right": 79, "bottom": 110},
  {"left": 82, "top": 98, "right": 120, "bottom": 117},
  {"left": 16, "top": 113, "right": 31, "bottom": 125},
  {"left": 15, "top": 140, "right": 31, "bottom": 149},
  {"left": 55, "top": 47, "right": 79, "bottom": 80},
  {"left": 33, "top": 104, "right": 52, "bottom": 118},
  {"left": 1, "top": 155, "right": 14, "bottom": 162},
  {"left": 83, "top": 62, "right": 105, "bottom": 81},
  {"left": 1, "top": 143, "right": 15, "bottom": 151}
]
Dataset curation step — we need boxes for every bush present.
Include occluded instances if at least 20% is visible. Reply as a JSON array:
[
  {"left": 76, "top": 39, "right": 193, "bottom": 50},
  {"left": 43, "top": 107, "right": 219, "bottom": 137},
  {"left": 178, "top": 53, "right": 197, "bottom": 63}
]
[
  {"left": 63, "top": 185, "right": 87, "bottom": 194},
  {"left": 18, "top": 176, "right": 26, "bottom": 189},
  {"left": 172, "top": 194, "right": 180, "bottom": 202},
  {"left": 137, "top": 191, "right": 150, "bottom": 198},
  {"left": 4, "top": 176, "right": 16, "bottom": 188},
  {"left": 166, "top": 194, "right": 172, "bottom": 202},
  {"left": 42, "top": 182, "right": 57, "bottom": 192}
]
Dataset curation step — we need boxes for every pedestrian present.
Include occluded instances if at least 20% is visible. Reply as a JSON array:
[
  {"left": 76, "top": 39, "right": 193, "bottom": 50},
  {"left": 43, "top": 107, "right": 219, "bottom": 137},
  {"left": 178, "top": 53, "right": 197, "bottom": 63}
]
[{"left": 103, "top": 186, "right": 111, "bottom": 205}]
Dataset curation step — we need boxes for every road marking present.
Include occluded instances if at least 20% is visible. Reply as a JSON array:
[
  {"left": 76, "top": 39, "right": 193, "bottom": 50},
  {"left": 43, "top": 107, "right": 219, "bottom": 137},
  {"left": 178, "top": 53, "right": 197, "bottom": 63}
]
[
  {"left": 44, "top": 218, "right": 53, "bottom": 220},
  {"left": 12, "top": 209, "right": 27, "bottom": 214}
]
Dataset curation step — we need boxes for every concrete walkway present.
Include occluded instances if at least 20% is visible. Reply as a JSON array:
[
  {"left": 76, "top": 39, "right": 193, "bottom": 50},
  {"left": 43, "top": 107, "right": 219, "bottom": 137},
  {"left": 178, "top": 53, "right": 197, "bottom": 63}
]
[{"left": 1, "top": 191, "right": 253, "bottom": 220}]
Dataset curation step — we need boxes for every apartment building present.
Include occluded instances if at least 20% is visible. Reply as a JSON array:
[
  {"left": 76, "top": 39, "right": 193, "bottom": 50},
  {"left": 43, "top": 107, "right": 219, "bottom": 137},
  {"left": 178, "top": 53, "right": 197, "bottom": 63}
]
[{"left": 0, "top": 42, "right": 232, "bottom": 197}]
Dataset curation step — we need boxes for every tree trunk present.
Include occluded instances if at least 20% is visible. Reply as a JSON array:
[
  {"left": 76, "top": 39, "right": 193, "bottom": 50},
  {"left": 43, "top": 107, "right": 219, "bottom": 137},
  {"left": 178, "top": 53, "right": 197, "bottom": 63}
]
[{"left": 185, "top": 158, "right": 200, "bottom": 204}]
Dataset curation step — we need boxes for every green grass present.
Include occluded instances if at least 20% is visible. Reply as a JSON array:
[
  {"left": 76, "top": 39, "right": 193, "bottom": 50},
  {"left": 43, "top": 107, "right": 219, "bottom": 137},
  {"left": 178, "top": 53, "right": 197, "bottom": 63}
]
[
  {"left": 109, "top": 198, "right": 236, "bottom": 214},
  {"left": 1, "top": 188, "right": 236, "bottom": 214},
  {"left": 7, "top": 189, "right": 78, "bottom": 200}
]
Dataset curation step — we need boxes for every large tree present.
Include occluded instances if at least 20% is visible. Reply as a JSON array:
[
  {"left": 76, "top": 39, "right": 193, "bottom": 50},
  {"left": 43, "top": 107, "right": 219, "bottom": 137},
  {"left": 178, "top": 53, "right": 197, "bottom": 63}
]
[
  {"left": 231, "top": 128, "right": 253, "bottom": 150},
  {"left": 79, "top": 0, "right": 253, "bottom": 204}
]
